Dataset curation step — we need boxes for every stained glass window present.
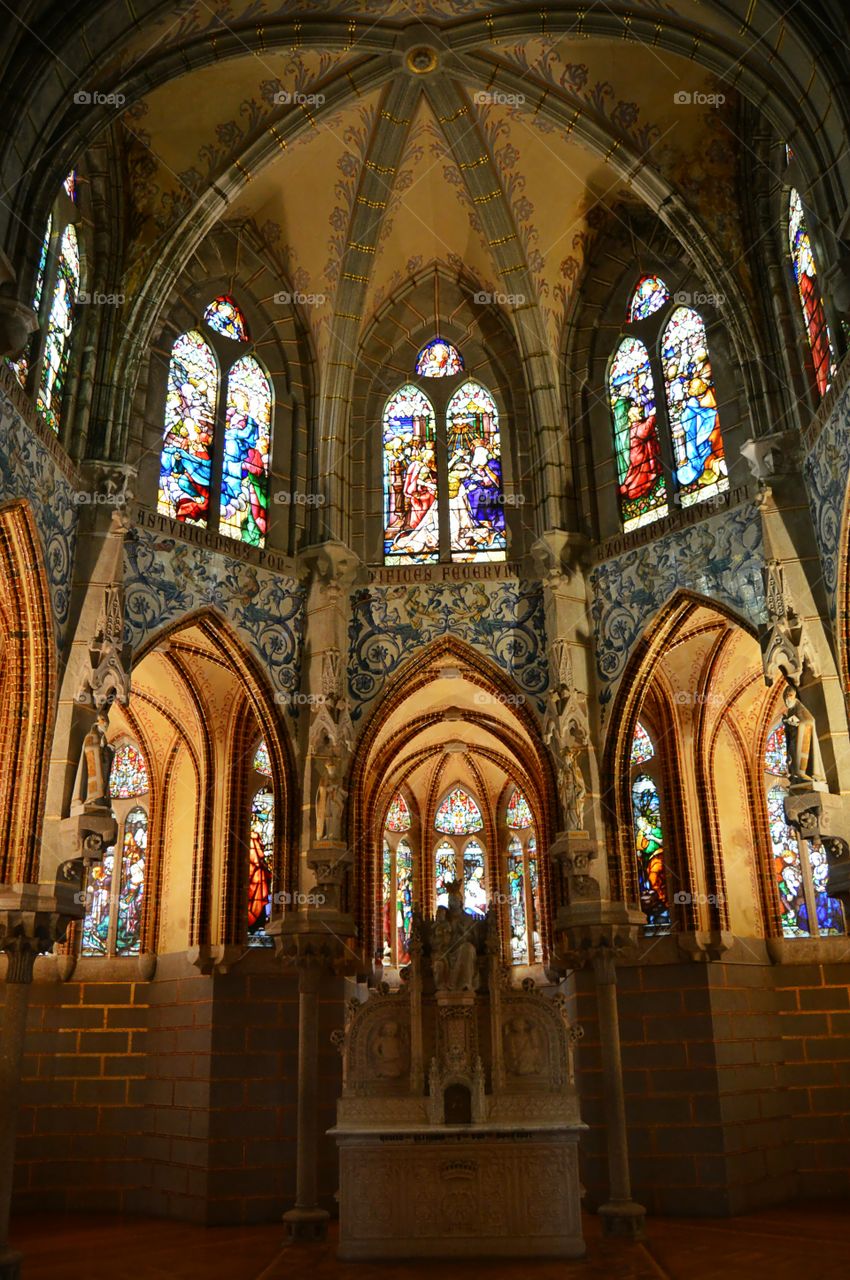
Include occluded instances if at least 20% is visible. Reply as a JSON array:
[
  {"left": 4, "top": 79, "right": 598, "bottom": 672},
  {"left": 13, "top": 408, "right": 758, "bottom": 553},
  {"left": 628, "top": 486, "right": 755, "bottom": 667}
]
[
  {"left": 382, "top": 840, "right": 393, "bottom": 961},
  {"left": 248, "top": 787, "right": 274, "bottom": 943},
  {"left": 810, "top": 844, "right": 845, "bottom": 936},
  {"left": 110, "top": 743, "right": 149, "bottom": 799},
  {"left": 435, "top": 788, "right": 484, "bottom": 835},
  {"left": 415, "top": 336, "right": 464, "bottom": 377},
  {"left": 627, "top": 275, "right": 671, "bottom": 323},
  {"left": 765, "top": 725, "right": 788, "bottom": 777},
  {"left": 789, "top": 189, "right": 835, "bottom": 398},
  {"left": 507, "top": 836, "right": 527, "bottom": 963},
  {"left": 8, "top": 214, "right": 53, "bottom": 388},
  {"left": 383, "top": 384, "right": 438, "bottom": 564},
  {"left": 609, "top": 337, "right": 667, "bottom": 531},
  {"left": 219, "top": 354, "right": 271, "bottom": 546},
  {"left": 435, "top": 841, "right": 457, "bottom": 908},
  {"left": 253, "top": 739, "right": 272, "bottom": 776},
  {"left": 36, "top": 222, "right": 80, "bottom": 433},
  {"left": 115, "top": 807, "right": 146, "bottom": 955},
  {"left": 463, "top": 839, "right": 487, "bottom": 916},
  {"left": 385, "top": 792, "right": 411, "bottom": 832},
  {"left": 768, "top": 783, "right": 808, "bottom": 938},
  {"left": 661, "top": 307, "right": 728, "bottom": 508},
  {"left": 396, "top": 838, "right": 414, "bottom": 962},
  {"left": 204, "top": 294, "right": 250, "bottom": 342},
  {"left": 157, "top": 331, "right": 219, "bottom": 526},
  {"left": 632, "top": 774, "right": 670, "bottom": 929},
  {"left": 506, "top": 789, "right": 533, "bottom": 830},
  {"left": 446, "top": 380, "right": 506, "bottom": 563},
  {"left": 82, "top": 808, "right": 147, "bottom": 956},
  {"left": 528, "top": 833, "right": 543, "bottom": 962},
  {"left": 631, "top": 721, "right": 655, "bottom": 766}
]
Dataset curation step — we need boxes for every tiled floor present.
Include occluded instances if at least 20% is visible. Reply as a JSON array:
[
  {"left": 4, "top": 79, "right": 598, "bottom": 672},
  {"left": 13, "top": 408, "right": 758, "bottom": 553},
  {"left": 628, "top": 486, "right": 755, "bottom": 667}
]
[{"left": 9, "top": 1204, "right": 850, "bottom": 1280}]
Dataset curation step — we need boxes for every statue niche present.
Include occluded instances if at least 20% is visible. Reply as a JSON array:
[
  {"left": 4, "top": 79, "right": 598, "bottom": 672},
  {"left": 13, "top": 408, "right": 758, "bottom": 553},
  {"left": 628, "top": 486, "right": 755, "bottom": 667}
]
[{"left": 330, "top": 893, "right": 585, "bottom": 1260}]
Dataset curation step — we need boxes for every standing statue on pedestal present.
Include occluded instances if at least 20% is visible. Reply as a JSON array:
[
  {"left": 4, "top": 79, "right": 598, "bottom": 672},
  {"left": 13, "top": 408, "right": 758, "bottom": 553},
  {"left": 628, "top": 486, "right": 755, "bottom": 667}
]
[
  {"left": 316, "top": 754, "right": 347, "bottom": 842},
  {"left": 782, "top": 684, "right": 826, "bottom": 788},
  {"left": 71, "top": 712, "right": 114, "bottom": 814},
  {"left": 558, "top": 748, "right": 587, "bottom": 833}
]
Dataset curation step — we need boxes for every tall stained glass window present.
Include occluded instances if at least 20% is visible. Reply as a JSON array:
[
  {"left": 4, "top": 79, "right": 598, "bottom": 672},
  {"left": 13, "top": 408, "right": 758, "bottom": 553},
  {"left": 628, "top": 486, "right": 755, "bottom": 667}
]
[
  {"left": 507, "top": 835, "right": 527, "bottom": 962},
  {"left": 765, "top": 721, "right": 845, "bottom": 938},
  {"left": 415, "top": 336, "right": 464, "bottom": 377},
  {"left": 788, "top": 189, "right": 836, "bottom": 398},
  {"left": 506, "top": 789, "right": 533, "bottom": 830},
  {"left": 609, "top": 337, "right": 667, "bottom": 531},
  {"left": 435, "top": 788, "right": 484, "bottom": 835},
  {"left": 446, "top": 381, "right": 506, "bottom": 563},
  {"left": 629, "top": 721, "right": 670, "bottom": 930},
  {"left": 383, "top": 384, "right": 438, "bottom": 564},
  {"left": 115, "top": 807, "right": 147, "bottom": 955},
  {"left": 627, "top": 275, "right": 670, "bottom": 323},
  {"left": 36, "top": 222, "right": 80, "bottom": 433},
  {"left": 248, "top": 787, "right": 274, "bottom": 943},
  {"left": 8, "top": 215, "right": 53, "bottom": 388},
  {"left": 661, "top": 307, "right": 728, "bottom": 507},
  {"left": 435, "top": 840, "right": 456, "bottom": 908},
  {"left": 204, "top": 294, "right": 250, "bottom": 342},
  {"left": 82, "top": 789, "right": 148, "bottom": 959},
  {"left": 385, "top": 792, "right": 411, "bottom": 832},
  {"left": 219, "top": 354, "right": 271, "bottom": 547},
  {"left": 158, "top": 330, "right": 219, "bottom": 526},
  {"left": 463, "top": 839, "right": 487, "bottom": 916},
  {"left": 395, "top": 837, "right": 414, "bottom": 962}
]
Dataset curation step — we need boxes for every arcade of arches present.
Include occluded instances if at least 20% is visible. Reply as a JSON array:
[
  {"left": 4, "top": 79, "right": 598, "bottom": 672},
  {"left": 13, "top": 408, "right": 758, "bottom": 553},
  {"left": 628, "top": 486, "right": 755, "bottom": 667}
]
[{"left": 2, "top": 2, "right": 850, "bottom": 1276}]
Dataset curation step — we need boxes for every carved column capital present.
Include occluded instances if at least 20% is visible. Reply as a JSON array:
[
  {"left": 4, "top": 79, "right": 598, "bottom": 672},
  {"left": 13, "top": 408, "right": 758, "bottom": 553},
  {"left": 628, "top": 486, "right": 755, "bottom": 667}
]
[
  {"left": 553, "top": 902, "right": 644, "bottom": 973},
  {"left": 0, "top": 880, "right": 86, "bottom": 984}
]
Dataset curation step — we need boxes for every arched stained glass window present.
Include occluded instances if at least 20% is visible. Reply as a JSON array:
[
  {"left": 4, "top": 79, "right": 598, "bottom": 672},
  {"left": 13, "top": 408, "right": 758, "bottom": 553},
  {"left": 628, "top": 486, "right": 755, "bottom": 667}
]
[
  {"left": 627, "top": 275, "right": 670, "bottom": 323},
  {"left": 82, "top": 806, "right": 147, "bottom": 956},
  {"left": 253, "top": 739, "right": 272, "bottom": 776},
  {"left": 789, "top": 189, "right": 835, "bottom": 398},
  {"left": 219, "top": 354, "right": 271, "bottom": 546},
  {"left": 386, "top": 792, "right": 411, "bottom": 832},
  {"left": 204, "top": 294, "right": 250, "bottom": 342},
  {"left": 609, "top": 337, "right": 667, "bottom": 531},
  {"left": 446, "top": 380, "right": 506, "bottom": 563},
  {"left": 435, "top": 840, "right": 456, "bottom": 908},
  {"left": 765, "top": 721, "right": 845, "bottom": 938},
  {"left": 506, "top": 789, "right": 533, "bottom": 830},
  {"left": 395, "top": 837, "right": 414, "bottom": 962},
  {"left": 383, "top": 384, "right": 438, "bottom": 564},
  {"left": 661, "top": 307, "right": 728, "bottom": 508},
  {"left": 415, "top": 336, "right": 464, "bottom": 377},
  {"left": 463, "top": 839, "right": 487, "bottom": 916},
  {"left": 36, "top": 222, "right": 80, "bottom": 433},
  {"left": 110, "top": 744, "right": 149, "bottom": 799},
  {"left": 435, "top": 788, "right": 484, "bottom": 835},
  {"left": 157, "top": 330, "right": 219, "bottom": 527},
  {"left": 632, "top": 774, "right": 669, "bottom": 929},
  {"left": 630, "top": 721, "right": 655, "bottom": 766},
  {"left": 248, "top": 787, "right": 274, "bottom": 943}
]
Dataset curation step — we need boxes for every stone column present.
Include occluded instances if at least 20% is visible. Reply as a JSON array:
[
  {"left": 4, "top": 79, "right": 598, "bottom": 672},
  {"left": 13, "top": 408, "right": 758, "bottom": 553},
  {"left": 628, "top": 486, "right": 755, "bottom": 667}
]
[
  {"left": 286, "top": 961, "right": 327, "bottom": 1240},
  {"left": 0, "top": 880, "right": 85, "bottom": 1279}
]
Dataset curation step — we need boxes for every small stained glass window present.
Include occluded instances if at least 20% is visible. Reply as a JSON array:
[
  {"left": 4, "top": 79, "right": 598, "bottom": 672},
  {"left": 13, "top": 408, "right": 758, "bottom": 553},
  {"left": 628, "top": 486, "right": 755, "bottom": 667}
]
[
  {"left": 204, "top": 294, "right": 250, "bottom": 342},
  {"left": 385, "top": 792, "right": 411, "bottom": 832},
  {"left": 506, "top": 789, "right": 533, "bottom": 830},
  {"left": 627, "top": 275, "right": 671, "bottom": 323},
  {"left": 110, "top": 743, "right": 149, "bottom": 799},
  {"left": 415, "top": 336, "right": 464, "bottom": 377},
  {"left": 253, "top": 739, "right": 272, "bottom": 776},
  {"left": 765, "top": 725, "right": 788, "bottom": 777},
  {"left": 435, "top": 788, "right": 484, "bottom": 835},
  {"left": 631, "top": 722, "right": 655, "bottom": 766}
]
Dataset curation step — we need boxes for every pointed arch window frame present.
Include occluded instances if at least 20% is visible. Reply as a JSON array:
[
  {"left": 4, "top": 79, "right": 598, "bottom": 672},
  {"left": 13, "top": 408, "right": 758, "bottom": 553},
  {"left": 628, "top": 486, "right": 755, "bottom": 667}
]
[
  {"left": 157, "top": 296, "right": 274, "bottom": 548},
  {"left": 81, "top": 738, "right": 149, "bottom": 959},
  {"left": 9, "top": 175, "right": 83, "bottom": 438},
  {"left": 381, "top": 360, "right": 509, "bottom": 566},
  {"left": 608, "top": 276, "right": 728, "bottom": 533}
]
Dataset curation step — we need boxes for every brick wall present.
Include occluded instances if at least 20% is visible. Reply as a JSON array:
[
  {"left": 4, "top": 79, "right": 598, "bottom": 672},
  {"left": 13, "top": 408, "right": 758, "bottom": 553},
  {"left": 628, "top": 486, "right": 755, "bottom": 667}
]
[{"left": 2, "top": 952, "right": 345, "bottom": 1225}]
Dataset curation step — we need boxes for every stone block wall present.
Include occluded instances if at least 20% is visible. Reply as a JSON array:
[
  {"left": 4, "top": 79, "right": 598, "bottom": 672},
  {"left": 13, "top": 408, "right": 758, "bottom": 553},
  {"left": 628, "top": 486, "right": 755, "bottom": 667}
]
[
  {"left": 2, "top": 953, "right": 346, "bottom": 1225},
  {"left": 572, "top": 954, "right": 850, "bottom": 1215}
]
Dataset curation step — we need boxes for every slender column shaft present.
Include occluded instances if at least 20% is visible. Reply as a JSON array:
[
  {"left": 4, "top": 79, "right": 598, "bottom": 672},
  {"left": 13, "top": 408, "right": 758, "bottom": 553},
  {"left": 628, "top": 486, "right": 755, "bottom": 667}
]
[
  {"left": 283, "top": 964, "right": 329, "bottom": 1241},
  {"left": 593, "top": 953, "right": 632, "bottom": 1202}
]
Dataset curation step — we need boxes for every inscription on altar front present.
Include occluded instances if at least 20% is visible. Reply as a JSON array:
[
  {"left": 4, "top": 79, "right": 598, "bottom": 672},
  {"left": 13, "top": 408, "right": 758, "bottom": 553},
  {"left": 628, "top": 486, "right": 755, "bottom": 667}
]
[{"left": 368, "top": 560, "right": 523, "bottom": 584}]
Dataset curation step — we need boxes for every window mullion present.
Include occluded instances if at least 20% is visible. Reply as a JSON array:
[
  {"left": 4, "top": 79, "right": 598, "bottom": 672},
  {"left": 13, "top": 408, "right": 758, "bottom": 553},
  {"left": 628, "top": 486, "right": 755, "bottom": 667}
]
[
  {"left": 649, "top": 349, "right": 678, "bottom": 508},
  {"left": 208, "top": 363, "right": 230, "bottom": 534},
  {"left": 435, "top": 396, "right": 451, "bottom": 562}
]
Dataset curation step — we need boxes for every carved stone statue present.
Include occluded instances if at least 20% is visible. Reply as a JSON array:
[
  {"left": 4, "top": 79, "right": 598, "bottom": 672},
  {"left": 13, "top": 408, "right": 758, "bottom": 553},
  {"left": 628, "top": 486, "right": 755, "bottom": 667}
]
[
  {"left": 431, "top": 892, "right": 478, "bottom": 992},
  {"left": 371, "top": 1020, "right": 408, "bottom": 1079},
  {"left": 71, "top": 712, "right": 114, "bottom": 814},
  {"left": 503, "top": 1017, "right": 544, "bottom": 1076},
  {"left": 316, "top": 755, "right": 347, "bottom": 842},
  {"left": 558, "top": 749, "right": 587, "bottom": 832},
  {"left": 782, "top": 685, "right": 826, "bottom": 788}
]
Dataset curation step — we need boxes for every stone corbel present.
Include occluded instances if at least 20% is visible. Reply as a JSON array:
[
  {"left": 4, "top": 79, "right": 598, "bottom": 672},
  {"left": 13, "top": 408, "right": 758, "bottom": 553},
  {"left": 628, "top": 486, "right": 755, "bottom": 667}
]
[
  {"left": 550, "top": 832, "right": 602, "bottom": 908},
  {"left": 740, "top": 432, "right": 798, "bottom": 483},
  {"left": 760, "top": 560, "right": 819, "bottom": 687},
  {"left": 297, "top": 539, "right": 363, "bottom": 600},
  {"left": 783, "top": 791, "right": 850, "bottom": 913},
  {"left": 0, "top": 877, "right": 87, "bottom": 982},
  {"left": 75, "top": 582, "right": 133, "bottom": 710},
  {"left": 553, "top": 902, "right": 644, "bottom": 973},
  {"left": 676, "top": 931, "right": 733, "bottom": 963},
  {"left": 186, "top": 944, "right": 246, "bottom": 976}
]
